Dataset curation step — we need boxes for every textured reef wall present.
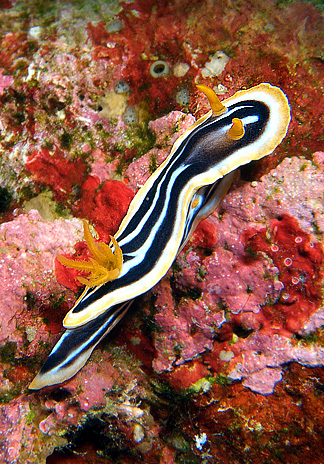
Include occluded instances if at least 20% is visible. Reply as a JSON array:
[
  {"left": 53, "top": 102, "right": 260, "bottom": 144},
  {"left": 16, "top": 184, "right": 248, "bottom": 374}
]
[{"left": 0, "top": 0, "right": 324, "bottom": 463}]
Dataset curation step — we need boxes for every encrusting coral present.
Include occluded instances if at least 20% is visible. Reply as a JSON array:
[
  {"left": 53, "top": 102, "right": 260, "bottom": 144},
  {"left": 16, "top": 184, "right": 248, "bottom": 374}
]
[{"left": 57, "top": 219, "right": 123, "bottom": 287}]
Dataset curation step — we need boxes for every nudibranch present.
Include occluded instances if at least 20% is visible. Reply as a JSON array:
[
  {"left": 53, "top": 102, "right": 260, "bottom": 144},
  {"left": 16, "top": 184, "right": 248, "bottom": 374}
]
[{"left": 29, "top": 83, "right": 290, "bottom": 390}]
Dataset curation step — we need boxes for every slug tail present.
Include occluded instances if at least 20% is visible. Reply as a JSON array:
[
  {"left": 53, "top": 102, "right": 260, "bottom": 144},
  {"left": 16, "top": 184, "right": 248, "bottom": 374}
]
[{"left": 29, "top": 301, "right": 131, "bottom": 390}]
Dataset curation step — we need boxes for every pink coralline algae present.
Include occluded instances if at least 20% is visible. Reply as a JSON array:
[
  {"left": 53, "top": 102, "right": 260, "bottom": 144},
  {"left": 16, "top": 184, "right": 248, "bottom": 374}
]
[
  {"left": 38, "top": 351, "right": 121, "bottom": 436},
  {"left": 142, "top": 156, "right": 324, "bottom": 395},
  {"left": 35, "top": 349, "right": 162, "bottom": 459},
  {"left": 0, "top": 68, "right": 13, "bottom": 96},
  {"left": 0, "top": 210, "right": 83, "bottom": 351},
  {"left": 0, "top": 350, "right": 156, "bottom": 463},
  {"left": 0, "top": 211, "right": 84, "bottom": 461},
  {"left": 0, "top": 211, "right": 159, "bottom": 463},
  {"left": 228, "top": 332, "right": 324, "bottom": 395}
]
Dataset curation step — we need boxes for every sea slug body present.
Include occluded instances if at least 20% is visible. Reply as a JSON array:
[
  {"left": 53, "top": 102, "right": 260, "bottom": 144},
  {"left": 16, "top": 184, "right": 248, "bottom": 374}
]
[{"left": 29, "top": 83, "right": 290, "bottom": 389}]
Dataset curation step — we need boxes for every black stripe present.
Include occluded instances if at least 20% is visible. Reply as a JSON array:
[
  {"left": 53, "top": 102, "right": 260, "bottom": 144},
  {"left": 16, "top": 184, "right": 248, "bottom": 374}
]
[{"left": 37, "top": 302, "right": 131, "bottom": 374}]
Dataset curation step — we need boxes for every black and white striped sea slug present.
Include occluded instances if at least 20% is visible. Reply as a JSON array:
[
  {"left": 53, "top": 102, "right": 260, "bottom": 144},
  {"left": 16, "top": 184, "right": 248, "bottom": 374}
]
[{"left": 29, "top": 83, "right": 290, "bottom": 389}]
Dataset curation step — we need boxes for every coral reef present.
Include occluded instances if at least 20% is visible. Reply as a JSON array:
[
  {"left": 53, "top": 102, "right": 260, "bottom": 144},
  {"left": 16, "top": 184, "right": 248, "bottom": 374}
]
[
  {"left": 0, "top": 0, "right": 323, "bottom": 462},
  {"left": 145, "top": 156, "right": 324, "bottom": 394}
]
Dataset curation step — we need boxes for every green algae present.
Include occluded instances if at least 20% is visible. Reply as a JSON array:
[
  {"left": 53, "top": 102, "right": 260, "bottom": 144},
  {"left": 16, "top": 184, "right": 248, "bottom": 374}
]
[
  {"left": 189, "top": 374, "right": 232, "bottom": 394},
  {"left": 189, "top": 376, "right": 215, "bottom": 393},
  {"left": 142, "top": 311, "right": 163, "bottom": 334},
  {"left": 277, "top": 0, "right": 324, "bottom": 11},
  {"left": 25, "top": 407, "right": 36, "bottom": 425},
  {"left": 149, "top": 152, "right": 158, "bottom": 173},
  {"left": 294, "top": 328, "right": 324, "bottom": 347},
  {"left": 60, "top": 131, "right": 74, "bottom": 150},
  {"left": 175, "top": 454, "right": 200, "bottom": 464},
  {"left": 311, "top": 219, "right": 322, "bottom": 238},
  {"left": 0, "top": 341, "right": 39, "bottom": 402},
  {"left": 125, "top": 123, "right": 157, "bottom": 158},
  {"left": 49, "top": 292, "right": 68, "bottom": 310},
  {"left": 0, "top": 341, "right": 17, "bottom": 364},
  {"left": 0, "top": 186, "right": 13, "bottom": 213},
  {"left": 0, "top": 385, "right": 24, "bottom": 404}
]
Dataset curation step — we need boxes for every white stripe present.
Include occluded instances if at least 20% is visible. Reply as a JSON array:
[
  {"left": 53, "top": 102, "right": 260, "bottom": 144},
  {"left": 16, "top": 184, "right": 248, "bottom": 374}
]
[
  {"left": 119, "top": 163, "right": 188, "bottom": 274},
  {"left": 49, "top": 314, "right": 116, "bottom": 374}
]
